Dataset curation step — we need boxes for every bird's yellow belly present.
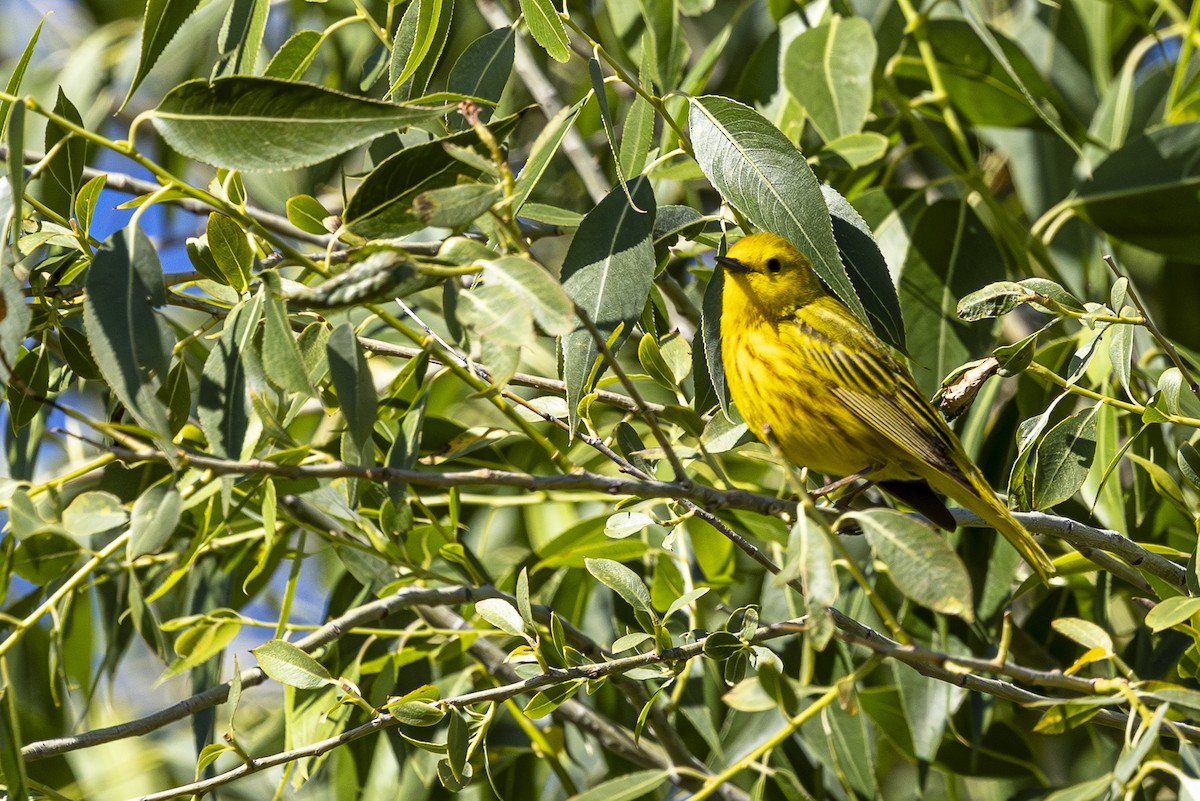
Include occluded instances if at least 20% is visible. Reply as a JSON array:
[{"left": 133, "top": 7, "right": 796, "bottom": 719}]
[{"left": 723, "top": 326, "right": 906, "bottom": 480}]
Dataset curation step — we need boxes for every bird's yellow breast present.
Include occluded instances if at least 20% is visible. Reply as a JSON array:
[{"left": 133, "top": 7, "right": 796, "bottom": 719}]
[{"left": 721, "top": 292, "right": 899, "bottom": 478}]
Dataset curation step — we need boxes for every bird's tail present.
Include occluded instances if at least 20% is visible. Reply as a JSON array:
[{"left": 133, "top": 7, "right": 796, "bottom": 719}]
[{"left": 928, "top": 467, "right": 1056, "bottom": 582}]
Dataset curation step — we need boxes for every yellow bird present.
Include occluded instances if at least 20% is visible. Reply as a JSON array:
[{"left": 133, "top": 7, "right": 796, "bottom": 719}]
[{"left": 717, "top": 232, "right": 1054, "bottom": 580}]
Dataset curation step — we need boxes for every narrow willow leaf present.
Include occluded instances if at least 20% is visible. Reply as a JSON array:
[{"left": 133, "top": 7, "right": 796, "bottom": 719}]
[
  {"left": 198, "top": 295, "right": 261, "bottom": 459},
  {"left": 895, "top": 640, "right": 954, "bottom": 763},
  {"left": 688, "top": 95, "right": 868, "bottom": 325},
  {"left": 215, "top": 0, "right": 268, "bottom": 77},
  {"left": 152, "top": 77, "right": 450, "bottom": 171},
  {"left": 206, "top": 212, "right": 252, "bottom": 292},
  {"left": 957, "top": 281, "right": 1029, "bottom": 321},
  {"left": 74, "top": 174, "right": 106, "bottom": 234},
  {"left": 605, "top": 511, "right": 654, "bottom": 539},
  {"left": 1033, "top": 409, "right": 1098, "bottom": 510},
  {"left": 62, "top": 491, "right": 127, "bottom": 540},
  {"left": 390, "top": 0, "right": 444, "bottom": 94},
  {"left": 567, "top": 771, "right": 669, "bottom": 801},
  {"left": 457, "top": 279, "right": 529, "bottom": 386},
  {"left": 447, "top": 28, "right": 515, "bottom": 128},
  {"left": 700, "top": 266, "right": 727, "bottom": 412},
  {"left": 1052, "top": 617, "right": 1114, "bottom": 653},
  {"left": 819, "top": 132, "right": 889, "bottom": 168},
  {"left": 821, "top": 185, "right": 905, "bottom": 351},
  {"left": 163, "top": 611, "right": 242, "bottom": 680},
  {"left": 1076, "top": 122, "right": 1200, "bottom": 259},
  {"left": 481, "top": 255, "right": 574, "bottom": 336},
  {"left": 128, "top": 484, "right": 183, "bottom": 559},
  {"left": 42, "top": 89, "right": 88, "bottom": 220},
  {"left": 264, "top": 30, "right": 322, "bottom": 80},
  {"left": 519, "top": 0, "right": 570, "bottom": 62},
  {"left": 585, "top": 557, "right": 654, "bottom": 617},
  {"left": 285, "top": 194, "right": 329, "bottom": 235},
  {"left": 0, "top": 264, "right": 31, "bottom": 383},
  {"left": 121, "top": 0, "right": 200, "bottom": 109},
  {"left": 414, "top": 183, "right": 501, "bottom": 228},
  {"left": 619, "top": 92, "right": 654, "bottom": 178},
  {"left": 0, "top": 655, "right": 28, "bottom": 801},
  {"left": 261, "top": 287, "right": 312, "bottom": 395},
  {"left": 849, "top": 509, "right": 974, "bottom": 621},
  {"left": 344, "top": 112, "right": 521, "bottom": 238},
  {"left": 326, "top": 323, "right": 377, "bottom": 466},
  {"left": 252, "top": 639, "right": 334, "bottom": 689},
  {"left": 900, "top": 200, "right": 1004, "bottom": 396},
  {"left": 512, "top": 99, "right": 584, "bottom": 212},
  {"left": 1145, "top": 596, "right": 1200, "bottom": 632},
  {"left": 6, "top": 101, "right": 24, "bottom": 259},
  {"left": 0, "top": 16, "right": 43, "bottom": 141},
  {"left": 1109, "top": 323, "right": 1134, "bottom": 398},
  {"left": 783, "top": 514, "right": 836, "bottom": 649},
  {"left": 475, "top": 598, "right": 526, "bottom": 637},
  {"left": 589, "top": 58, "right": 634, "bottom": 205},
  {"left": 783, "top": 16, "right": 876, "bottom": 140},
  {"left": 84, "top": 227, "right": 172, "bottom": 441},
  {"left": 408, "top": 0, "right": 455, "bottom": 98},
  {"left": 560, "top": 178, "right": 656, "bottom": 429}
]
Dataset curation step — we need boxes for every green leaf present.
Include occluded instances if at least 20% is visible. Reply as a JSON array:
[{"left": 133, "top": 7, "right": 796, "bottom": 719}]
[
  {"left": 619, "top": 89, "right": 655, "bottom": 178},
  {"left": 389, "top": 0, "right": 445, "bottom": 93},
  {"left": 42, "top": 89, "right": 88, "bottom": 219},
  {"left": 206, "top": 212, "right": 253, "bottom": 292},
  {"left": 0, "top": 657, "right": 28, "bottom": 801},
  {"left": 0, "top": 16, "right": 43, "bottom": 141},
  {"left": 214, "top": 0, "right": 268, "bottom": 77},
  {"left": 447, "top": 27, "right": 515, "bottom": 128},
  {"left": 566, "top": 771, "right": 669, "bottom": 801},
  {"left": 128, "top": 484, "right": 183, "bottom": 559},
  {"left": 782, "top": 16, "right": 876, "bottom": 140},
  {"left": 264, "top": 30, "right": 322, "bottom": 80},
  {"left": 326, "top": 323, "right": 377, "bottom": 466},
  {"left": 524, "top": 680, "right": 582, "bottom": 719},
  {"left": 822, "top": 184, "right": 905, "bottom": 352},
  {"left": 1180, "top": 443, "right": 1200, "bottom": 490},
  {"left": 1076, "top": 123, "right": 1200, "bottom": 260},
  {"left": 198, "top": 295, "right": 260, "bottom": 459},
  {"left": 163, "top": 610, "right": 242, "bottom": 680},
  {"left": 519, "top": 0, "right": 570, "bottom": 63},
  {"left": 1052, "top": 617, "right": 1113, "bottom": 653},
  {"left": 481, "top": 256, "right": 575, "bottom": 336},
  {"left": 474, "top": 598, "right": 526, "bottom": 637},
  {"left": 819, "top": 132, "right": 889, "bottom": 169},
  {"left": 152, "top": 77, "right": 450, "bottom": 171},
  {"left": 343, "top": 112, "right": 521, "bottom": 238},
  {"left": 783, "top": 514, "right": 837, "bottom": 649},
  {"left": 457, "top": 278, "right": 531, "bottom": 387},
  {"left": 1032, "top": 409, "right": 1097, "bottom": 510},
  {"left": 13, "top": 534, "right": 80, "bottom": 584},
  {"left": 585, "top": 557, "right": 655, "bottom": 618},
  {"left": 0, "top": 265, "right": 30, "bottom": 385},
  {"left": 261, "top": 286, "right": 312, "bottom": 395},
  {"left": 688, "top": 95, "right": 869, "bottom": 327},
  {"left": 84, "top": 226, "right": 173, "bottom": 441},
  {"left": 252, "top": 639, "right": 335, "bottom": 689},
  {"left": 848, "top": 509, "right": 975, "bottom": 621},
  {"left": 1109, "top": 323, "right": 1135, "bottom": 398},
  {"left": 560, "top": 177, "right": 656, "bottom": 430},
  {"left": 62, "top": 491, "right": 127, "bottom": 540},
  {"left": 605, "top": 511, "right": 654, "bottom": 539},
  {"left": 121, "top": 0, "right": 200, "bottom": 109},
  {"left": 284, "top": 194, "right": 329, "bottom": 236},
  {"left": 892, "top": 19, "right": 1076, "bottom": 133},
  {"left": 1145, "top": 596, "right": 1200, "bottom": 632},
  {"left": 74, "top": 174, "right": 106, "bottom": 235},
  {"left": 511, "top": 99, "right": 584, "bottom": 212},
  {"left": 413, "top": 183, "right": 501, "bottom": 228},
  {"left": 900, "top": 200, "right": 1005, "bottom": 396}
]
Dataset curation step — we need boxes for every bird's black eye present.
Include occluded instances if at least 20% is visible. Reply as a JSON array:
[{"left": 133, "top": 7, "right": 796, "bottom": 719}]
[{"left": 767, "top": 257, "right": 781, "bottom": 273}]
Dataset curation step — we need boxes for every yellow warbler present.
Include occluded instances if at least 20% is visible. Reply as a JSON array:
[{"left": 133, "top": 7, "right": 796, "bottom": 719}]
[{"left": 717, "top": 232, "right": 1054, "bottom": 580}]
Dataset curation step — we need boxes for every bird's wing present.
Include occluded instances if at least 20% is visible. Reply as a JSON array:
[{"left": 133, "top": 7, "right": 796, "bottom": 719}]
[{"left": 784, "top": 303, "right": 971, "bottom": 487}]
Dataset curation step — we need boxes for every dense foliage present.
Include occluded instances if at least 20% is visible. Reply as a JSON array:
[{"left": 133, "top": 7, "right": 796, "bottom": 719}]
[{"left": 2, "top": 0, "right": 1200, "bottom": 799}]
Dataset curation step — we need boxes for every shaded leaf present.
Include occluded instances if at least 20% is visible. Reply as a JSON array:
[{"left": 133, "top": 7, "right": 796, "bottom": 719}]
[{"left": 783, "top": 16, "right": 876, "bottom": 140}]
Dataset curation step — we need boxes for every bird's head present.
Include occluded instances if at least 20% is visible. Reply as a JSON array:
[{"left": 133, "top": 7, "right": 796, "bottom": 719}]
[{"left": 715, "top": 233, "right": 825, "bottom": 318}]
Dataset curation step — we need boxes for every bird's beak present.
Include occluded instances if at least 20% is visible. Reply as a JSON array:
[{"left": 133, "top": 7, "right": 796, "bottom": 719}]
[{"left": 715, "top": 255, "right": 751, "bottom": 274}]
